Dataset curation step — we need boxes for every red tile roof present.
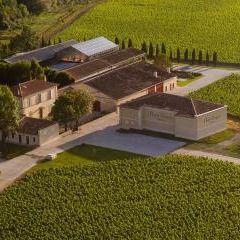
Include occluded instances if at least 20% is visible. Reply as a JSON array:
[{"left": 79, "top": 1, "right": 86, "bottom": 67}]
[
  {"left": 121, "top": 93, "right": 225, "bottom": 117},
  {"left": 85, "top": 61, "right": 176, "bottom": 100},
  {"left": 18, "top": 117, "right": 58, "bottom": 135},
  {"left": 11, "top": 80, "right": 58, "bottom": 98}
]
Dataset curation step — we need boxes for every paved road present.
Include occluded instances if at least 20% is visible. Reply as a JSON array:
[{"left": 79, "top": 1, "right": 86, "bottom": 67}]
[
  {"left": 172, "top": 65, "right": 240, "bottom": 95},
  {"left": 0, "top": 113, "right": 185, "bottom": 192},
  {"left": 172, "top": 148, "right": 240, "bottom": 165}
]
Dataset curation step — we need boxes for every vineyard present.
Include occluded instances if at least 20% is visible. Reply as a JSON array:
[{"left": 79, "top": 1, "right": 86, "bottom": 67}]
[
  {"left": 189, "top": 74, "right": 240, "bottom": 117},
  {"left": 1, "top": 155, "right": 240, "bottom": 239},
  {"left": 56, "top": 0, "right": 240, "bottom": 63}
]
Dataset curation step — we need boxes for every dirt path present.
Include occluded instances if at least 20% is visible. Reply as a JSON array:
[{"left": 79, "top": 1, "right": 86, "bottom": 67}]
[{"left": 42, "top": 0, "right": 106, "bottom": 40}]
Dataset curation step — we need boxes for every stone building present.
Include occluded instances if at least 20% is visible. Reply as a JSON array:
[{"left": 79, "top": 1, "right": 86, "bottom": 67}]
[
  {"left": 119, "top": 93, "right": 227, "bottom": 140},
  {"left": 10, "top": 80, "right": 58, "bottom": 119}
]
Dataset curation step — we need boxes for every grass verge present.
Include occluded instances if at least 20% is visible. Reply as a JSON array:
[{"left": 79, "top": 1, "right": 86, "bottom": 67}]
[
  {"left": 0, "top": 143, "right": 34, "bottom": 160},
  {"left": 28, "top": 144, "right": 146, "bottom": 174}
]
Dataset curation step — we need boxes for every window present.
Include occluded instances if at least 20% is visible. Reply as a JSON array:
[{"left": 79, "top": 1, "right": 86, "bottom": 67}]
[
  {"left": 33, "top": 137, "right": 36, "bottom": 143},
  {"left": 47, "top": 90, "right": 51, "bottom": 100},
  {"left": 165, "top": 86, "right": 168, "bottom": 92},
  {"left": 11, "top": 132, "right": 15, "bottom": 139}
]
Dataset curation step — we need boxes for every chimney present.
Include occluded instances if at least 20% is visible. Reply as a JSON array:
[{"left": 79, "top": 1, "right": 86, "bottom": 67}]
[
  {"left": 166, "top": 67, "right": 171, "bottom": 73},
  {"left": 153, "top": 71, "right": 158, "bottom": 78}
]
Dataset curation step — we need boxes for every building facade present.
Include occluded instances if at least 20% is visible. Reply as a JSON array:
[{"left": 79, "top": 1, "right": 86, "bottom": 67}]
[
  {"left": 0, "top": 117, "right": 59, "bottom": 146},
  {"left": 11, "top": 80, "right": 58, "bottom": 119},
  {"left": 119, "top": 93, "right": 227, "bottom": 140}
]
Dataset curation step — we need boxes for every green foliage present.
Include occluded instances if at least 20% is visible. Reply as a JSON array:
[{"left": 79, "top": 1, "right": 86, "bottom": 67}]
[
  {"left": 1, "top": 155, "right": 240, "bottom": 239},
  {"left": 0, "top": 60, "right": 44, "bottom": 86},
  {"left": 148, "top": 42, "right": 154, "bottom": 59},
  {"left": 197, "top": 129, "right": 235, "bottom": 144},
  {"left": 189, "top": 74, "right": 240, "bottom": 117},
  {"left": 45, "top": 69, "right": 74, "bottom": 88},
  {"left": 154, "top": 53, "right": 172, "bottom": 71},
  {"left": 29, "top": 144, "right": 145, "bottom": 173},
  {"left": 51, "top": 89, "right": 94, "bottom": 130},
  {"left": 56, "top": 0, "right": 240, "bottom": 63},
  {"left": 0, "top": 85, "right": 19, "bottom": 145},
  {"left": 9, "top": 25, "right": 38, "bottom": 52}
]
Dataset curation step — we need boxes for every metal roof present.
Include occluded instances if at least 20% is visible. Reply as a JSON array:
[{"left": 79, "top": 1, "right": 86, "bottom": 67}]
[
  {"left": 5, "top": 40, "right": 78, "bottom": 63},
  {"left": 72, "top": 37, "right": 118, "bottom": 57},
  {"left": 50, "top": 62, "right": 79, "bottom": 71}
]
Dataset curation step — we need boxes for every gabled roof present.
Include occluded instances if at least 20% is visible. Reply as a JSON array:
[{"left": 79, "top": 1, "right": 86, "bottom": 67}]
[
  {"left": 85, "top": 61, "right": 176, "bottom": 100},
  {"left": 71, "top": 37, "right": 118, "bottom": 57},
  {"left": 65, "top": 47, "right": 145, "bottom": 80},
  {"left": 18, "top": 117, "right": 57, "bottom": 135},
  {"left": 120, "top": 93, "right": 225, "bottom": 117},
  {"left": 5, "top": 40, "right": 78, "bottom": 64},
  {"left": 11, "top": 80, "right": 58, "bottom": 98}
]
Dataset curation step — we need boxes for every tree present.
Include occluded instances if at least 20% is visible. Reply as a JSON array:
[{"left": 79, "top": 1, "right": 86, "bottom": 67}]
[
  {"left": 128, "top": 38, "right": 133, "bottom": 48},
  {"left": 169, "top": 48, "right": 173, "bottom": 60},
  {"left": 177, "top": 47, "right": 180, "bottom": 63},
  {"left": 51, "top": 89, "right": 94, "bottom": 131},
  {"left": 9, "top": 25, "right": 38, "bottom": 52},
  {"left": 68, "top": 89, "right": 94, "bottom": 130},
  {"left": 114, "top": 37, "right": 119, "bottom": 45},
  {"left": 148, "top": 42, "right": 154, "bottom": 59},
  {"left": 30, "top": 59, "right": 44, "bottom": 80},
  {"left": 0, "top": 85, "right": 19, "bottom": 151},
  {"left": 191, "top": 48, "right": 196, "bottom": 65},
  {"left": 213, "top": 51, "right": 217, "bottom": 67},
  {"left": 206, "top": 51, "right": 210, "bottom": 66},
  {"left": 154, "top": 53, "right": 172, "bottom": 72},
  {"left": 156, "top": 44, "right": 159, "bottom": 56},
  {"left": 51, "top": 94, "right": 75, "bottom": 131},
  {"left": 198, "top": 50, "right": 203, "bottom": 65},
  {"left": 141, "top": 41, "right": 147, "bottom": 53},
  {"left": 184, "top": 48, "right": 189, "bottom": 61},
  {"left": 121, "top": 40, "right": 125, "bottom": 50},
  {"left": 161, "top": 42, "right": 166, "bottom": 54}
]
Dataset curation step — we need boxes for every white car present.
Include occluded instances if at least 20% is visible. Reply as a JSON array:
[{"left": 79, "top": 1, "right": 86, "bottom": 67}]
[{"left": 44, "top": 153, "right": 57, "bottom": 161}]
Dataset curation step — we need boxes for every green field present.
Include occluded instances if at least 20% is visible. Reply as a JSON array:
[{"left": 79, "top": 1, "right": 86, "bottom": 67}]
[
  {"left": 56, "top": 0, "right": 240, "bottom": 63},
  {"left": 1, "top": 152, "right": 240, "bottom": 239},
  {"left": 189, "top": 74, "right": 240, "bottom": 117}
]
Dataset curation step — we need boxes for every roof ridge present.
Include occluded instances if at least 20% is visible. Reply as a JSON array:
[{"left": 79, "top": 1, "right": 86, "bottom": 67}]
[{"left": 190, "top": 97, "right": 198, "bottom": 116}]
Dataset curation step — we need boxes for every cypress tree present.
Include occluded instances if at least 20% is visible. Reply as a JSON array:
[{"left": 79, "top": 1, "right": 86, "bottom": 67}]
[
  {"left": 161, "top": 42, "right": 166, "bottom": 54},
  {"left": 58, "top": 37, "right": 62, "bottom": 43},
  {"left": 114, "top": 37, "right": 120, "bottom": 45},
  {"left": 184, "top": 48, "right": 189, "bottom": 61},
  {"left": 148, "top": 42, "right": 154, "bottom": 59},
  {"left": 177, "top": 47, "right": 180, "bottom": 63},
  {"left": 156, "top": 44, "right": 159, "bottom": 56},
  {"left": 128, "top": 38, "right": 133, "bottom": 48},
  {"left": 53, "top": 39, "right": 56, "bottom": 45},
  {"left": 169, "top": 48, "right": 173, "bottom": 60},
  {"left": 206, "top": 51, "right": 210, "bottom": 66},
  {"left": 141, "top": 41, "right": 147, "bottom": 53},
  {"left": 192, "top": 48, "right": 196, "bottom": 65},
  {"left": 48, "top": 39, "right": 51, "bottom": 46},
  {"left": 213, "top": 52, "right": 217, "bottom": 67},
  {"left": 198, "top": 50, "right": 203, "bottom": 65},
  {"left": 41, "top": 36, "right": 46, "bottom": 47},
  {"left": 121, "top": 40, "right": 125, "bottom": 50}
]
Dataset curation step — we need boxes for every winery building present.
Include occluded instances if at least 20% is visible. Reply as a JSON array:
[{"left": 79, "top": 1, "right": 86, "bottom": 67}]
[
  {"left": 119, "top": 93, "right": 227, "bottom": 140},
  {"left": 75, "top": 61, "right": 177, "bottom": 112}
]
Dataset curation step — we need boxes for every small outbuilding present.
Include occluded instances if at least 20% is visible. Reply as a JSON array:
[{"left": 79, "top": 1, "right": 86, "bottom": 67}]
[
  {"left": 119, "top": 93, "right": 227, "bottom": 140},
  {"left": 1, "top": 117, "right": 59, "bottom": 146}
]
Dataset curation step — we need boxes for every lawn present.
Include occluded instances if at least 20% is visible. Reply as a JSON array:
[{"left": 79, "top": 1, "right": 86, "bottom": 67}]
[
  {"left": 0, "top": 142, "right": 33, "bottom": 159},
  {"left": 1, "top": 155, "right": 240, "bottom": 239},
  {"left": 28, "top": 144, "right": 146, "bottom": 174},
  {"left": 188, "top": 74, "right": 240, "bottom": 117},
  {"left": 56, "top": 0, "right": 240, "bottom": 63}
]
